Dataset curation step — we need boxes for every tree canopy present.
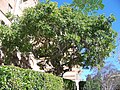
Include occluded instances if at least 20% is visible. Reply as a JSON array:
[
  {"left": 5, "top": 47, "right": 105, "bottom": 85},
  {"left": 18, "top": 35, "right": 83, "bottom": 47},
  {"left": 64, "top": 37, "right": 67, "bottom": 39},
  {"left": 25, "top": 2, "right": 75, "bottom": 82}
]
[
  {"left": 72, "top": 0, "right": 104, "bottom": 13},
  {"left": 0, "top": 1, "right": 117, "bottom": 76}
]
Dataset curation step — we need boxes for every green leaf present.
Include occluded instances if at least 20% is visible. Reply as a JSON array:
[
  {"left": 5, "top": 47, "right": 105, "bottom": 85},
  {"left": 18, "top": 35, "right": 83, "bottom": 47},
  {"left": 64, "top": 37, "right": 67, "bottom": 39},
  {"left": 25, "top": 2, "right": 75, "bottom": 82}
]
[{"left": 99, "top": 4, "right": 104, "bottom": 9}]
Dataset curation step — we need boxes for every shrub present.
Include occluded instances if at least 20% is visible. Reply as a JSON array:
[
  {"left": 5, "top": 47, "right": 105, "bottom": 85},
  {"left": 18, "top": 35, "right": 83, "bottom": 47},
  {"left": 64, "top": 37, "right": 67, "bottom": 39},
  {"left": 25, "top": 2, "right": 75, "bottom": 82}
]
[
  {"left": 83, "top": 77, "right": 102, "bottom": 90},
  {"left": 63, "top": 79, "right": 76, "bottom": 90},
  {"left": 0, "top": 65, "right": 63, "bottom": 90}
]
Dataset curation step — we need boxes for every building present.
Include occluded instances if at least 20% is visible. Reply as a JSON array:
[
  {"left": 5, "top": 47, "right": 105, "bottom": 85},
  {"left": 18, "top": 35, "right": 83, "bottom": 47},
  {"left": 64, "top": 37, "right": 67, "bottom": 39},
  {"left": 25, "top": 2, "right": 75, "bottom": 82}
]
[
  {"left": 0, "top": 0, "right": 38, "bottom": 26},
  {"left": 63, "top": 66, "right": 82, "bottom": 90},
  {"left": 63, "top": 66, "right": 81, "bottom": 81}
]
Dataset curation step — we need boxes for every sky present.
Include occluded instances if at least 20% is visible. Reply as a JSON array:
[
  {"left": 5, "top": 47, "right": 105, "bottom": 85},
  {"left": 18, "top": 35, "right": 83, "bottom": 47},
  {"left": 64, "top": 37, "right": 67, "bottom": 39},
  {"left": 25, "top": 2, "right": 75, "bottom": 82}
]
[{"left": 40, "top": 0, "right": 120, "bottom": 80}]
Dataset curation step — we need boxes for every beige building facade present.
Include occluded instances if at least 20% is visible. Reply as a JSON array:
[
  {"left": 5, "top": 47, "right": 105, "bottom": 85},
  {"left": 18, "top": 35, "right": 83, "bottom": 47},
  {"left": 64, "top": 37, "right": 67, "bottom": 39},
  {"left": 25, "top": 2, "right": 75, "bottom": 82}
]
[{"left": 0, "top": 0, "right": 38, "bottom": 26}]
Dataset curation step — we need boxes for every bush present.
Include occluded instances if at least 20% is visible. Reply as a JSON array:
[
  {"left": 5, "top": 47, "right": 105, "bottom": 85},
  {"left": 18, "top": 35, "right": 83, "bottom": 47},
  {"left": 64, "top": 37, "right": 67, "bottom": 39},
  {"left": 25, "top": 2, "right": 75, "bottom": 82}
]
[
  {"left": 83, "top": 77, "right": 102, "bottom": 90},
  {"left": 0, "top": 65, "right": 63, "bottom": 90},
  {"left": 63, "top": 79, "right": 76, "bottom": 90}
]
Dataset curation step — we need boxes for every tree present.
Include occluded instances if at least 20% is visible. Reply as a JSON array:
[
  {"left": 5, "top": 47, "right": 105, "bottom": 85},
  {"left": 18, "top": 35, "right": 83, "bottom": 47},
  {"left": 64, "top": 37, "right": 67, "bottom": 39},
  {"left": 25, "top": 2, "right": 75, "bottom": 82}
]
[
  {"left": 91, "top": 62, "right": 119, "bottom": 79},
  {"left": 0, "top": 2, "right": 117, "bottom": 76}
]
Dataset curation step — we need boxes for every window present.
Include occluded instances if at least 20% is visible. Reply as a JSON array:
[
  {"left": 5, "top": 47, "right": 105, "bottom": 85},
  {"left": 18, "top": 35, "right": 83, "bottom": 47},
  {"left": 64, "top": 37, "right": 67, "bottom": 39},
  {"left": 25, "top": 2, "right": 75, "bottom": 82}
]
[
  {"left": 0, "top": 20, "right": 5, "bottom": 25},
  {"left": 23, "top": 0, "right": 27, "bottom": 2},
  {"left": 8, "top": 4, "right": 13, "bottom": 13}
]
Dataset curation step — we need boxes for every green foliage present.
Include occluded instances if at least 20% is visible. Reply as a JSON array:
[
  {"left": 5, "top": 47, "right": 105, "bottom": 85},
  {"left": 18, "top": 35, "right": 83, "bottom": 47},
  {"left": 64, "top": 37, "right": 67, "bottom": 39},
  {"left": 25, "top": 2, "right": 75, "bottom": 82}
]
[
  {"left": 0, "top": 65, "right": 63, "bottom": 90},
  {"left": 0, "top": 2, "right": 117, "bottom": 76},
  {"left": 5, "top": 12, "right": 15, "bottom": 21},
  {"left": 83, "top": 76, "right": 102, "bottom": 90},
  {"left": 63, "top": 79, "right": 76, "bottom": 90},
  {"left": 71, "top": 0, "right": 104, "bottom": 14},
  {"left": 0, "top": 25, "right": 17, "bottom": 64}
]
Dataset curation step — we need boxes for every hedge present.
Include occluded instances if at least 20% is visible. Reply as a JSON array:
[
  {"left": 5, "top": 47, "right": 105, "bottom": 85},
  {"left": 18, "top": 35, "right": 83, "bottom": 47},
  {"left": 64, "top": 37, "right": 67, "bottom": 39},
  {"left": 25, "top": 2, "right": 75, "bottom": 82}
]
[{"left": 0, "top": 65, "right": 63, "bottom": 90}]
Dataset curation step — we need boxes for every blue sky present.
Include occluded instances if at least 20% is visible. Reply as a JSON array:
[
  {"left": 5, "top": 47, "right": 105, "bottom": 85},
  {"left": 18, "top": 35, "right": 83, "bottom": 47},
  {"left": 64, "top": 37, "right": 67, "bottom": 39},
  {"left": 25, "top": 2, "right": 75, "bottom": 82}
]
[{"left": 40, "top": 0, "right": 120, "bottom": 80}]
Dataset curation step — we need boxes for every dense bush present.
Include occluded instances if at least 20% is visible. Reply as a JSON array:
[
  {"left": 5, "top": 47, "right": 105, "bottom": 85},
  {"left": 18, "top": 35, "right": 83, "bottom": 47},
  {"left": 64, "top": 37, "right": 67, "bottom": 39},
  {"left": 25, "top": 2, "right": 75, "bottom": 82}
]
[
  {"left": 0, "top": 65, "right": 63, "bottom": 90},
  {"left": 63, "top": 79, "right": 76, "bottom": 90},
  {"left": 83, "top": 77, "right": 102, "bottom": 90}
]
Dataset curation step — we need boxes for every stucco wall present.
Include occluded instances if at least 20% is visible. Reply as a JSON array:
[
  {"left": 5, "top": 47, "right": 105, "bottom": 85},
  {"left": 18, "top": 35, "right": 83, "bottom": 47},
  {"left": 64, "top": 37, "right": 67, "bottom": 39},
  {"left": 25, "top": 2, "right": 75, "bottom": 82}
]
[{"left": 0, "top": 0, "right": 38, "bottom": 25}]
